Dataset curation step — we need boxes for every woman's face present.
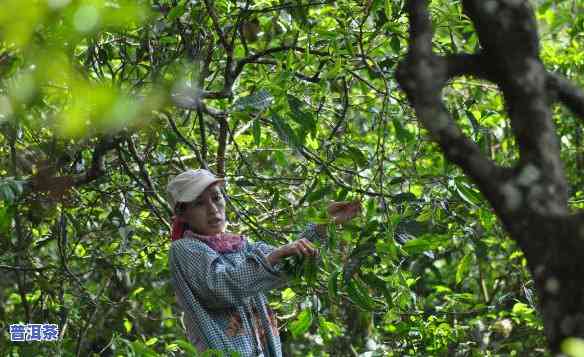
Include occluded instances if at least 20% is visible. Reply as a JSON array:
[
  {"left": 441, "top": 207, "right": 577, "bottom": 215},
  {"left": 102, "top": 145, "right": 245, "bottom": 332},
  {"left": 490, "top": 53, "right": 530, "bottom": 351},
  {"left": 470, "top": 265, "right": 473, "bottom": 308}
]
[{"left": 182, "top": 183, "right": 226, "bottom": 235}]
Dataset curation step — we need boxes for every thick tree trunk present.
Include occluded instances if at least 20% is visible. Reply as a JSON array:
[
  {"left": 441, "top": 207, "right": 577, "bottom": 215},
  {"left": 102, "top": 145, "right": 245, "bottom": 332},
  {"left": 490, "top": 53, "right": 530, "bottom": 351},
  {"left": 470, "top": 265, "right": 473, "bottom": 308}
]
[
  {"left": 396, "top": 0, "right": 584, "bottom": 352},
  {"left": 509, "top": 213, "right": 584, "bottom": 351},
  {"left": 531, "top": 258, "right": 584, "bottom": 351}
]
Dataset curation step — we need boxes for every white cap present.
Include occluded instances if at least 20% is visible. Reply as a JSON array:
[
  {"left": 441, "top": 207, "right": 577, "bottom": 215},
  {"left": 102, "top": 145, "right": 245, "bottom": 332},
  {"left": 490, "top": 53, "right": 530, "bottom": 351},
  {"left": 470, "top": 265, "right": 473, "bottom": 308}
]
[{"left": 166, "top": 169, "right": 224, "bottom": 208}]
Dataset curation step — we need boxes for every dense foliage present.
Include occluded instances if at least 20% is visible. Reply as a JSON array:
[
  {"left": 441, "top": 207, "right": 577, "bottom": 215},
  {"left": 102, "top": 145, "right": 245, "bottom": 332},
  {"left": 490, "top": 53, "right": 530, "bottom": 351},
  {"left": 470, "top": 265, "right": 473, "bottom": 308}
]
[{"left": 1, "top": 0, "right": 583, "bottom": 355}]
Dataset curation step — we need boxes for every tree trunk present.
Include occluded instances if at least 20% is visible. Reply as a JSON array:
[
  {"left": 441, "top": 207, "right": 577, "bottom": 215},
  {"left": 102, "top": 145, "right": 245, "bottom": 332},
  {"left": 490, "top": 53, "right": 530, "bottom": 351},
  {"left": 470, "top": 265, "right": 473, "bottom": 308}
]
[
  {"left": 396, "top": 0, "right": 584, "bottom": 352},
  {"left": 509, "top": 213, "right": 584, "bottom": 351}
]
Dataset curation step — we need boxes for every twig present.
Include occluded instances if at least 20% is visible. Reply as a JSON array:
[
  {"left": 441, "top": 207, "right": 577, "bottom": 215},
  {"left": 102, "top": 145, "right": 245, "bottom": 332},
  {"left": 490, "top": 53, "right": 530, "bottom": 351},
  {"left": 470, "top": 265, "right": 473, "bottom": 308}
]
[
  {"left": 8, "top": 123, "right": 31, "bottom": 322},
  {"left": 0, "top": 264, "right": 53, "bottom": 271},
  {"left": 546, "top": 72, "right": 584, "bottom": 119},
  {"left": 117, "top": 147, "right": 171, "bottom": 230},
  {"left": 328, "top": 77, "right": 349, "bottom": 140},
  {"left": 240, "top": 1, "right": 332, "bottom": 14},
  {"left": 126, "top": 136, "right": 173, "bottom": 215},
  {"left": 72, "top": 135, "right": 121, "bottom": 186},
  {"left": 75, "top": 275, "right": 113, "bottom": 357},
  {"left": 217, "top": 117, "right": 229, "bottom": 177},
  {"left": 164, "top": 112, "right": 206, "bottom": 168},
  {"left": 198, "top": 108, "right": 208, "bottom": 166},
  {"left": 57, "top": 212, "right": 97, "bottom": 308}
]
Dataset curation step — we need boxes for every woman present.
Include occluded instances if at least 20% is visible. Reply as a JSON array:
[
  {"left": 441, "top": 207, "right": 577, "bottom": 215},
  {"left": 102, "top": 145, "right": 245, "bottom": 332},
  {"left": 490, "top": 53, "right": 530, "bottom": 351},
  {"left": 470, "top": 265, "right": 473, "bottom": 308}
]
[{"left": 167, "top": 169, "right": 360, "bottom": 356}]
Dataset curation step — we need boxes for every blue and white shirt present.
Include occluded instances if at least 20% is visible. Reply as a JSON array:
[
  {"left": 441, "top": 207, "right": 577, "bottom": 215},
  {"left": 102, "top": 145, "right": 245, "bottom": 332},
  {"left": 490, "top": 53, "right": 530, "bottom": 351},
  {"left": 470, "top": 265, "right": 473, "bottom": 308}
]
[{"left": 169, "top": 225, "right": 322, "bottom": 356}]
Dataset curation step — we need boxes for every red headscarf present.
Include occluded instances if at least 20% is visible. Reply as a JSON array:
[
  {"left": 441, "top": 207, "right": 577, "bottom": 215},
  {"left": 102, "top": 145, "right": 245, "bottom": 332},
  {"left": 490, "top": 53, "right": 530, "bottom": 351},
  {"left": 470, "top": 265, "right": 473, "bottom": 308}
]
[{"left": 170, "top": 215, "right": 188, "bottom": 241}]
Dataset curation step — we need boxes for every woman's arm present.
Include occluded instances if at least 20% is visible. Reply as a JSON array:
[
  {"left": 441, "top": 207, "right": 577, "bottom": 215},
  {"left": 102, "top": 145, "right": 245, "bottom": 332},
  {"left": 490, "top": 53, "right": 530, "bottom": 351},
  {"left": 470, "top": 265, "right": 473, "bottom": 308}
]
[
  {"left": 264, "top": 200, "right": 362, "bottom": 266},
  {"left": 266, "top": 238, "right": 318, "bottom": 267}
]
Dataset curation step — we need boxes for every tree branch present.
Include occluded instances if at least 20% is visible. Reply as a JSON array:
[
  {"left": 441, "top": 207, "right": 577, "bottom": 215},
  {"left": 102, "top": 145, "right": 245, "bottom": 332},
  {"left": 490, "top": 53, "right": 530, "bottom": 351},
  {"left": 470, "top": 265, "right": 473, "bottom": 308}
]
[
  {"left": 57, "top": 213, "right": 98, "bottom": 308},
  {"left": 444, "top": 53, "right": 491, "bottom": 81},
  {"left": 203, "top": 0, "right": 236, "bottom": 100},
  {"left": 8, "top": 123, "right": 32, "bottom": 322},
  {"left": 75, "top": 275, "right": 113, "bottom": 357},
  {"left": 116, "top": 147, "right": 171, "bottom": 230},
  {"left": 546, "top": 72, "right": 584, "bottom": 119},
  {"left": 217, "top": 117, "right": 228, "bottom": 178},
  {"left": 235, "top": 45, "right": 329, "bottom": 76},
  {"left": 72, "top": 135, "right": 120, "bottom": 186},
  {"left": 396, "top": 0, "right": 504, "bottom": 202},
  {"left": 164, "top": 111, "right": 206, "bottom": 168},
  {"left": 461, "top": 0, "right": 568, "bottom": 213},
  {"left": 198, "top": 109, "right": 208, "bottom": 166},
  {"left": 126, "top": 136, "right": 173, "bottom": 215},
  {"left": 0, "top": 264, "right": 53, "bottom": 271},
  {"left": 171, "top": 90, "right": 227, "bottom": 118},
  {"left": 190, "top": 45, "right": 332, "bottom": 100},
  {"left": 239, "top": 0, "right": 332, "bottom": 16},
  {"left": 203, "top": 0, "right": 230, "bottom": 52},
  {"left": 328, "top": 77, "right": 349, "bottom": 140}
]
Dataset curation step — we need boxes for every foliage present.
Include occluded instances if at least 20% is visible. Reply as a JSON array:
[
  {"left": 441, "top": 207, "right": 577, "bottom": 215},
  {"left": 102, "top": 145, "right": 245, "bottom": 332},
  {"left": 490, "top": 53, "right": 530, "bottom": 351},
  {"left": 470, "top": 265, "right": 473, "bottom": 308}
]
[{"left": 0, "top": 0, "right": 582, "bottom": 355}]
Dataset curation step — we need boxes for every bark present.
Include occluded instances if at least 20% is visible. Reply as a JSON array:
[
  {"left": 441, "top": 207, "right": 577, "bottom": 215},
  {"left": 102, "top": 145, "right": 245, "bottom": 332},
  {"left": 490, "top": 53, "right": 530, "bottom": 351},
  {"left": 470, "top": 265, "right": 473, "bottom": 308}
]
[{"left": 396, "top": 0, "right": 584, "bottom": 353}]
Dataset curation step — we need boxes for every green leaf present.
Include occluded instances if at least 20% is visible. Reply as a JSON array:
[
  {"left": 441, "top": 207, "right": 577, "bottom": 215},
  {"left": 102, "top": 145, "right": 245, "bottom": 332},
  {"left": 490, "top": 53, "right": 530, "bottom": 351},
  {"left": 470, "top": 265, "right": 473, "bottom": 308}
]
[
  {"left": 282, "top": 287, "right": 296, "bottom": 302},
  {"left": 537, "top": 0, "right": 554, "bottom": 14},
  {"left": 319, "top": 316, "right": 342, "bottom": 336},
  {"left": 395, "top": 219, "right": 431, "bottom": 238},
  {"left": 402, "top": 237, "right": 432, "bottom": 253},
  {"left": 375, "top": 240, "right": 398, "bottom": 261},
  {"left": 271, "top": 113, "right": 301, "bottom": 148},
  {"left": 124, "top": 319, "right": 132, "bottom": 333},
  {"left": 165, "top": 130, "right": 178, "bottom": 148},
  {"left": 289, "top": 309, "right": 313, "bottom": 337},
  {"left": 131, "top": 340, "right": 158, "bottom": 357},
  {"left": 512, "top": 302, "right": 534, "bottom": 316},
  {"left": 131, "top": 287, "right": 145, "bottom": 297},
  {"left": 7, "top": 180, "right": 23, "bottom": 196},
  {"left": 390, "top": 192, "right": 417, "bottom": 204},
  {"left": 290, "top": 5, "right": 309, "bottom": 27},
  {"left": 474, "top": 239, "right": 489, "bottom": 260},
  {"left": 0, "top": 183, "right": 15, "bottom": 203},
  {"left": 287, "top": 94, "right": 316, "bottom": 134},
  {"left": 252, "top": 119, "right": 261, "bottom": 146},
  {"left": 0, "top": 204, "right": 13, "bottom": 234},
  {"left": 465, "top": 109, "right": 481, "bottom": 134},
  {"left": 174, "top": 339, "right": 199, "bottom": 354},
  {"left": 75, "top": 244, "right": 86, "bottom": 258},
  {"left": 456, "top": 254, "right": 472, "bottom": 285},
  {"left": 336, "top": 187, "right": 349, "bottom": 201},
  {"left": 454, "top": 178, "right": 483, "bottom": 207},
  {"left": 390, "top": 35, "right": 400, "bottom": 54},
  {"left": 167, "top": 1, "right": 187, "bottom": 22},
  {"left": 305, "top": 185, "right": 332, "bottom": 203},
  {"left": 392, "top": 117, "right": 413, "bottom": 143},
  {"left": 561, "top": 338, "right": 584, "bottom": 357},
  {"left": 384, "top": 0, "right": 393, "bottom": 19},
  {"left": 328, "top": 270, "right": 340, "bottom": 303},
  {"left": 343, "top": 240, "right": 376, "bottom": 284},
  {"left": 347, "top": 279, "right": 378, "bottom": 310},
  {"left": 361, "top": 272, "right": 392, "bottom": 305},
  {"left": 345, "top": 145, "right": 368, "bottom": 167},
  {"left": 301, "top": 257, "right": 319, "bottom": 285},
  {"left": 233, "top": 89, "right": 274, "bottom": 112},
  {"left": 325, "top": 59, "right": 343, "bottom": 79},
  {"left": 402, "top": 234, "right": 448, "bottom": 255}
]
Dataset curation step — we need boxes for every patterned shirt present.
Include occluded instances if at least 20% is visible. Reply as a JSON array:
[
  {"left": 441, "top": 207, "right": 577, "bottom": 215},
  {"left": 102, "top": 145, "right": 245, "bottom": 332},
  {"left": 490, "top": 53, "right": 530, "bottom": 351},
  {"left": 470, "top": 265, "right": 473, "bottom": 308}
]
[{"left": 169, "top": 225, "right": 322, "bottom": 357}]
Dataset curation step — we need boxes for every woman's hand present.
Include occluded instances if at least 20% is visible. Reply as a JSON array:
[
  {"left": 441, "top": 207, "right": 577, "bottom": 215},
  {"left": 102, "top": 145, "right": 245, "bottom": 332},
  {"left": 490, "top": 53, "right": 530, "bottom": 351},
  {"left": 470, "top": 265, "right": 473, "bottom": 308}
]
[
  {"left": 267, "top": 238, "right": 318, "bottom": 267},
  {"left": 327, "top": 200, "right": 362, "bottom": 225}
]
